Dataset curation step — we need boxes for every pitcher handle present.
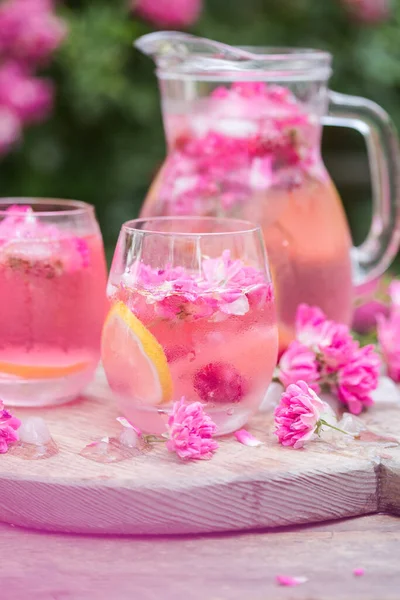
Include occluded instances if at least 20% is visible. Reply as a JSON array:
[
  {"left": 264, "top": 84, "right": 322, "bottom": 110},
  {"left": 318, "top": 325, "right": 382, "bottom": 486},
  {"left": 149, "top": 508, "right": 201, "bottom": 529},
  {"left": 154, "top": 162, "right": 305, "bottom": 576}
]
[{"left": 323, "top": 90, "right": 400, "bottom": 285}]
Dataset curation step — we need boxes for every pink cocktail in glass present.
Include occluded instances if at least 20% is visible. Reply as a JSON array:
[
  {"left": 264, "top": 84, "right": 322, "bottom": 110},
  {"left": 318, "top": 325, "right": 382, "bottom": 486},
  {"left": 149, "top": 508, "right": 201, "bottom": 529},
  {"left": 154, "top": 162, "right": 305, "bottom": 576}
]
[
  {"left": 102, "top": 217, "right": 278, "bottom": 435},
  {"left": 0, "top": 199, "right": 107, "bottom": 406}
]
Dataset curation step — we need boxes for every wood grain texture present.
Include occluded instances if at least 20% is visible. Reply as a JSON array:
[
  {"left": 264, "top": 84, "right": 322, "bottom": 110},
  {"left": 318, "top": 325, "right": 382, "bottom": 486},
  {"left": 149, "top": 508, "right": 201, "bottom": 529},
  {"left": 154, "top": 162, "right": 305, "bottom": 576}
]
[
  {"left": 0, "top": 369, "right": 399, "bottom": 535},
  {"left": 1, "top": 514, "right": 400, "bottom": 600}
]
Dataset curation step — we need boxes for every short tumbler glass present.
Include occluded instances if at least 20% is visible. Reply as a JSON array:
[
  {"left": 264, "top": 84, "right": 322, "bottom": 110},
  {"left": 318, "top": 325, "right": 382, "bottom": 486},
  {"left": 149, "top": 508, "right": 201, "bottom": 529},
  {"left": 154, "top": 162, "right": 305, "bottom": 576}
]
[
  {"left": 102, "top": 217, "right": 278, "bottom": 435},
  {"left": 0, "top": 198, "right": 107, "bottom": 406}
]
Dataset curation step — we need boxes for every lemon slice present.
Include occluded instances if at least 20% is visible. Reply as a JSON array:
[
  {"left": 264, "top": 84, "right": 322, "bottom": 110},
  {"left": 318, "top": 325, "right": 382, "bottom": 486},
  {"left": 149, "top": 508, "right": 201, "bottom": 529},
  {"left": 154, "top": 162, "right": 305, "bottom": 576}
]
[
  {"left": 0, "top": 360, "right": 89, "bottom": 380},
  {"left": 101, "top": 301, "right": 173, "bottom": 406}
]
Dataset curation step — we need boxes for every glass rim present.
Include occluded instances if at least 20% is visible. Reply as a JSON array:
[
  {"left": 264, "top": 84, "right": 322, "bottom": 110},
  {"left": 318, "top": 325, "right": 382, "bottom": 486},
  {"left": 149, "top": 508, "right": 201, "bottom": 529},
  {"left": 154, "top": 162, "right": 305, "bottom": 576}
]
[
  {"left": 155, "top": 47, "right": 332, "bottom": 82},
  {"left": 122, "top": 216, "right": 262, "bottom": 237},
  {"left": 0, "top": 198, "right": 94, "bottom": 217}
]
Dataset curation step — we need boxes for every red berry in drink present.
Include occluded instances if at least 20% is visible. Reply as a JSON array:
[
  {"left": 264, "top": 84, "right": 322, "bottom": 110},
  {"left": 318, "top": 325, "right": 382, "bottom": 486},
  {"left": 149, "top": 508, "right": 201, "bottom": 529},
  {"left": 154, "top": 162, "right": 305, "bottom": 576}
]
[{"left": 193, "top": 362, "right": 244, "bottom": 403}]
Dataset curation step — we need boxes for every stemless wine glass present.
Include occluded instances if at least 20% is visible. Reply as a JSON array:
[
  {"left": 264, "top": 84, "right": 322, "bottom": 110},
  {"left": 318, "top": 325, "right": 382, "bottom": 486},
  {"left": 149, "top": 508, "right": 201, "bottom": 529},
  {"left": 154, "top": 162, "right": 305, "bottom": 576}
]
[
  {"left": 0, "top": 198, "right": 107, "bottom": 406},
  {"left": 102, "top": 216, "right": 278, "bottom": 435}
]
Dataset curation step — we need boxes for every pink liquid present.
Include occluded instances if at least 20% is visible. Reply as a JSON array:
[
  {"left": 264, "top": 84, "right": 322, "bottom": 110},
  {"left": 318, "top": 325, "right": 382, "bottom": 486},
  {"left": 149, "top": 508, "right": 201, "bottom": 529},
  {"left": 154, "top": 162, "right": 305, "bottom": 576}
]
[
  {"left": 105, "top": 254, "right": 278, "bottom": 435},
  {"left": 140, "top": 82, "right": 354, "bottom": 351},
  {"left": 0, "top": 231, "right": 107, "bottom": 406},
  {"left": 242, "top": 176, "right": 354, "bottom": 351}
]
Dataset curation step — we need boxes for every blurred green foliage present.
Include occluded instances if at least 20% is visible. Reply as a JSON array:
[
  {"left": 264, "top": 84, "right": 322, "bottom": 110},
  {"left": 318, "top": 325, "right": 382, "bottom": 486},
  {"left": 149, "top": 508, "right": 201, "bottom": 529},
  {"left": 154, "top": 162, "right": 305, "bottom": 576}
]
[{"left": 1, "top": 0, "right": 400, "bottom": 250}]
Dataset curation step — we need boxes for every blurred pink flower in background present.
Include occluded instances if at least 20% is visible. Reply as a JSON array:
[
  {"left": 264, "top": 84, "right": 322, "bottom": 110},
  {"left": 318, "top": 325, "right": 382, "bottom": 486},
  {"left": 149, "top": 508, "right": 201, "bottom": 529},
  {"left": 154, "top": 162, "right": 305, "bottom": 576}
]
[
  {"left": 377, "top": 311, "right": 400, "bottom": 383},
  {"left": 0, "top": 62, "right": 52, "bottom": 123},
  {"left": 352, "top": 276, "right": 390, "bottom": 334},
  {"left": 134, "top": 0, "right": 202, "bottom": 28},
  {"left": 341, "top": 0, "right": 391, "bottom": 24},
  {"left": 0, "top": 0, "right": 66, "bottom": 155},
  {"left": 0, "top": 0, "right": 67, "bottom": 64}
]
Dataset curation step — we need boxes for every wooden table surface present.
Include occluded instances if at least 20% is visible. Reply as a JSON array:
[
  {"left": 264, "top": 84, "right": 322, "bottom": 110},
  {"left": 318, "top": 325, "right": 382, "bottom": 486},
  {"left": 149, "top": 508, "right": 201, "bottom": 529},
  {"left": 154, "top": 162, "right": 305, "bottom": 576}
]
[{"left": 1, "top": 513, "right": 399, "bottom": 600}]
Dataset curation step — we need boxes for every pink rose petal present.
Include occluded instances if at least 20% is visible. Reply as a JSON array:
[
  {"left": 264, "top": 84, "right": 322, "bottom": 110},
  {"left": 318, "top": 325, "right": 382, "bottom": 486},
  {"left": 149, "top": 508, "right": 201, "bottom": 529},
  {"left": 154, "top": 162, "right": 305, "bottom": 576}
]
[
  {"left": 353, "top": 568, "right": 365, "bottom": 577},
  {"left": 116, "top": 416, "right": 142, "bottom": 436},
  {"left": 234, "top": 429, "right": 262, "bottom": 447},
  {"left": 276, "top": 575, "right": 308, "bottom": 587}
]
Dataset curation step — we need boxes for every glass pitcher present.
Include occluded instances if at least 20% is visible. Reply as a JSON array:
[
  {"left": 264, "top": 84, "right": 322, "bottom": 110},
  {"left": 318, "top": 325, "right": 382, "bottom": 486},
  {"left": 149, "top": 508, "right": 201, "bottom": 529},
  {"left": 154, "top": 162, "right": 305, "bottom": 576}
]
[{"left": 135, "top": 32, "right": 400, "bottom": 351}]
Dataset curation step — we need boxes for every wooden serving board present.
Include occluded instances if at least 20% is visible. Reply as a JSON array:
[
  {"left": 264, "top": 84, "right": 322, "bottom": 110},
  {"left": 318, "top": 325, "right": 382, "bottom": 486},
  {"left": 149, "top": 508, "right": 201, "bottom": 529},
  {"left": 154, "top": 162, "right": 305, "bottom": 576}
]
[{"left": 0, "top": 369, "right": 399, "bottom": 536}]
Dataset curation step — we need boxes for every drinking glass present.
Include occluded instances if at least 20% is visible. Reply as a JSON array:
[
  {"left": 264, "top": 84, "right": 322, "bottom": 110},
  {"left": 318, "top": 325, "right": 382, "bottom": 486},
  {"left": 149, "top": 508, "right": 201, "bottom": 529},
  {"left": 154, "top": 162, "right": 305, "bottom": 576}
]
[
  {"left": 0, "top": 198, "right": 107, "bottom": 406},
  {"left": 102, "top": 216, "right": 278, "bottom": 435}
]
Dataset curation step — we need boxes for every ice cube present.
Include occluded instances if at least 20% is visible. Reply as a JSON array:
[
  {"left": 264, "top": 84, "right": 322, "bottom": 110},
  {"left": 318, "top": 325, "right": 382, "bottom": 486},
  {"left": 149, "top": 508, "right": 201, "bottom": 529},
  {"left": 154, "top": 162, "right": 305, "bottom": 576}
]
[
  {"left": 119, "top": 427, "right": 139, "bottom": 448},
  {"left": 9, "top": 416, "right": 58, "bottom": 460},
  {"left": 3, "top": 240, "right": 54, "bottom": 263},
  {"left": 337, "top": 413, "right": 367, "bottom": 435},
  {"left": 19, "top": 417, "right": 52, "bottom": 445}
]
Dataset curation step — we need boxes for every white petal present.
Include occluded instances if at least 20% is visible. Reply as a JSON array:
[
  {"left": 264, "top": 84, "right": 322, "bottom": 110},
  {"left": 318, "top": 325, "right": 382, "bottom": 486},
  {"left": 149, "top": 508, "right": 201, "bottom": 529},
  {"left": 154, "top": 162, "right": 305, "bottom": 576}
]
[{"left": 220, "top": 295, "right": 249, "bottom": 315}]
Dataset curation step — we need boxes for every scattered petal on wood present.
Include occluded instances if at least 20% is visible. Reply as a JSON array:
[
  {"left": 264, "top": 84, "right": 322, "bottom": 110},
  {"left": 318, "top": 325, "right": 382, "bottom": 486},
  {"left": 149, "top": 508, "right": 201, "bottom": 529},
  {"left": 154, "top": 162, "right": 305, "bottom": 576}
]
[
  {"left": 276, "top": 575, "right": 308, "bottom": 587},
  {"left": 357, "top": 430, "right": 398, "bottom": 445},
  {"left": 353, "top": 568, "right": 365, "bottom": 577},
  {"left": 116, "top": 416, "right": 142, "bottom": 436},
  {"left": 234, "top": 429, "right": 262, "bottom": 447}
]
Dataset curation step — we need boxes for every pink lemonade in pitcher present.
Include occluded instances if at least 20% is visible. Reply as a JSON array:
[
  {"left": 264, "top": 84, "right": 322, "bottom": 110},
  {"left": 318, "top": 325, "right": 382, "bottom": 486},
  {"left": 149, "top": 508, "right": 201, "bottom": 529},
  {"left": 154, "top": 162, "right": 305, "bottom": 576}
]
[
  {"left": 135, "top": 31, "right": 400, "bottom": 356},
  {"left": 102, "top": 220, "right": 278, "bottom": 435},
  {"left": 141, "top": 81, "right": 353, "bottom": 352},
  {"left": 0, "top": 201, "right": 107, "bottom": 406}
]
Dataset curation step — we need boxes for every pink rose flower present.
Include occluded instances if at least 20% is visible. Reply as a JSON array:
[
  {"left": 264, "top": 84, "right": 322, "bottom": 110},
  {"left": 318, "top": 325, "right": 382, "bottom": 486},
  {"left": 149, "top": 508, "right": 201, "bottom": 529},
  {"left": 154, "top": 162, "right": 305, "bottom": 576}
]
[
  {"left": 278, "top": 341, "right": 320, "bottom": 392},
  {"left": 166, "top": 397, "right": 218, "bottom": 460},
  {"left": 295, "top": 303, "right": 356, "bottom": 368},
  {"left": 318, "top": 323, "right": 358, "bottom": 370},
  {"left": 295, "top": 303, "right": 330, "bottom": 347},
  {"left": 377, "top": 312, "right": 400, "bottom": 382},
  {"left": 125, "top": 252, "right": 266, "bottom": 321},
  {"left": 336, "top": 344, "right": 380, "bottom": 414},
  {"left": 0, "top": 62, "right": 53, "bottom": 123},
  {"left": 0, "top": 401, "right": 21, "bottom": 453},
  {"left": 274, "top": 380, "right": 326, "bottom": 449},
  {"left": 134, "top": 0, "right": 202, "bottom": 28}
]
